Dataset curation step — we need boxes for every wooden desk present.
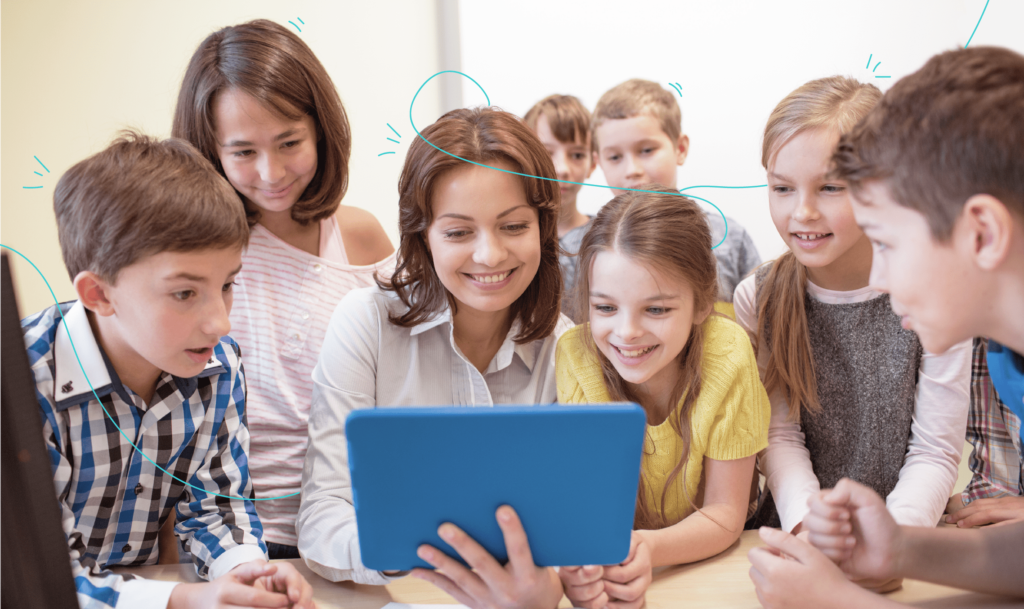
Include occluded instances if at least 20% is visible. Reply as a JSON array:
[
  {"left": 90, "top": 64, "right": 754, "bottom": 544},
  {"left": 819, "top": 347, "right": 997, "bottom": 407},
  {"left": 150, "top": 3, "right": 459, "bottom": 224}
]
[{"left": 118, "top": 531, "right": 1023, "bottom": 608}]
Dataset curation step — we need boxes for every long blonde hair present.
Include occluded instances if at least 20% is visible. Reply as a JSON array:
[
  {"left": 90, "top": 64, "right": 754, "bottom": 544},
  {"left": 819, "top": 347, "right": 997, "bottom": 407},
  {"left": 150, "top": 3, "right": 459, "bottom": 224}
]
[
  {"left": 757, "top": 76, "right": 881, "bottom": 421},
  {"left": 575, "top": 186, "right": 718, "bottom": 529}
]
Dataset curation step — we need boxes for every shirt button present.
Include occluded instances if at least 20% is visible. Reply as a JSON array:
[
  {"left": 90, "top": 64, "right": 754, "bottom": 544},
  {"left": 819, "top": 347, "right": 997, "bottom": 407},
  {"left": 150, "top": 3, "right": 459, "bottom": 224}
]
[
  {"left": 293, "top": 333, "right": 302, "bottom": 341},
  {"left": 301, "top": 312, "right": 310, "bottom": 320},
  {"left": 122, "top": 544, "right": 132, "bottom": 553},
  {"left": 134, "top": 484, "right": 143, "bottom": 495},
  {"left": 313, "top": 264, "right": 322, "bottom": 273}
]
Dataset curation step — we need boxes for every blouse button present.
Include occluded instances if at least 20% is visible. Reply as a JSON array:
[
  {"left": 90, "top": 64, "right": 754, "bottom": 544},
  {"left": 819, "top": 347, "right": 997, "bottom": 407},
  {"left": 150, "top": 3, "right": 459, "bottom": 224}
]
[
  {"left": 301, "top": 312, "right": 310, "bottom": 320},
  {"left": 293, "top": 333, "right": 302, "bottom": 341},
  {"left": 313, "top": 264, "right": 323, "bottom": 273}
]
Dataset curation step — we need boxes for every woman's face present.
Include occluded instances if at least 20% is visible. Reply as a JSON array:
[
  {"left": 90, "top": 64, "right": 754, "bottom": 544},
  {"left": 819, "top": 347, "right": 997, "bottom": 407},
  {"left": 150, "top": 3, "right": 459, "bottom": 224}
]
[
  {"left": 213, "top": 88, "right": 319, "bottom": 218},
  {"left": 425, "top": 161, "right": 542, "bottom": 317}
]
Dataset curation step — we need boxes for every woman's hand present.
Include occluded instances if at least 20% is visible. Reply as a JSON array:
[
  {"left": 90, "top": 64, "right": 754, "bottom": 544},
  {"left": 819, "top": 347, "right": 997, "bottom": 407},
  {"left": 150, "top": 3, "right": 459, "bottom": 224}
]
[{"left": 411, "top": 505, "right": 563, "bottom": 609}]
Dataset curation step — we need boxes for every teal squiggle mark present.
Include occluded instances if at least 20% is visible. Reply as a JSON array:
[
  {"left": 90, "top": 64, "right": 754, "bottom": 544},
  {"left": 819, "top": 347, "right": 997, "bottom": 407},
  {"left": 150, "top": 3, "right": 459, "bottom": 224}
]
[
  {"left": 0, "top": 243, "right": 299, "bottom": 502},
  {"left": 965, "top": 0, "right": 990, "bottom": 47},
  {"left": 408, "top": 71, "right": 766, "bottom": 249}
]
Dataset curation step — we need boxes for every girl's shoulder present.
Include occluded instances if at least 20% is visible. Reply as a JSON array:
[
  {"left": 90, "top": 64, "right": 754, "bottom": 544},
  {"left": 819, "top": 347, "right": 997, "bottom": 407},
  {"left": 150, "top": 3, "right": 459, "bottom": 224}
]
[
  {"left": 555, "top": 324, "right": 602, "bottom": 374},
  {"left": 334, "top": 205, "right": 395, "bottom": 266},
  {"left": 700, "top": 315, "right": 760, "bottom": 381}
]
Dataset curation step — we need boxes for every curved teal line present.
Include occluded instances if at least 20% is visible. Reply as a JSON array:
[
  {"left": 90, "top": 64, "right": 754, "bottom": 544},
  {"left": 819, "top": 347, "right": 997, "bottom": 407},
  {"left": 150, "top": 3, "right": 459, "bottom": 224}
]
[
  {"left": 965, "top": 0, "right": 990, "bottom": 47},
  {"left": 0, "top": 244, "right": 299, "bottom": 502},
  {"left": 408, "top": 70, "right": 767, "bottom": 249}
]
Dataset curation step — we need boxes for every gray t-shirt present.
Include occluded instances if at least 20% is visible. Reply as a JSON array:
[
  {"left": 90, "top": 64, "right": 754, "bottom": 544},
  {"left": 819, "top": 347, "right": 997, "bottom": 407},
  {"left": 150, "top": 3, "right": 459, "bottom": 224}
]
[
  {"left": 705, "top": 210, "right": 761, "bottom": 302},
  {"left": 558, "top": 218, "right": 592, "bottom": 321}
]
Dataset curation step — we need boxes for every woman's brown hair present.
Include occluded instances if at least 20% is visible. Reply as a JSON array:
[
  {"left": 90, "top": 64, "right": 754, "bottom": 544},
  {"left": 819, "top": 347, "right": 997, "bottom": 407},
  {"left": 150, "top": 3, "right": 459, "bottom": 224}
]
[
  {"left": 378, "top": 107, "right": 562, "bottom": 344},
  {"left": 758, "top": 76, "right": 881, "bottom": 421},
  {"left": 574, "top": 185, "right": 718, "bottom": 529},
  {"left": 171, "top": 19, "right": 350, "bottom": 227}
]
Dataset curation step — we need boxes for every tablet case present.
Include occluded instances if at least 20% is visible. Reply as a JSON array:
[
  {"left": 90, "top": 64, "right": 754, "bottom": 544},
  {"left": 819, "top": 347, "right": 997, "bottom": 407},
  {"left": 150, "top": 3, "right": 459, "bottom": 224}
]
[{"left": 347, "top": 403, "right": 646, "bottom": 570}]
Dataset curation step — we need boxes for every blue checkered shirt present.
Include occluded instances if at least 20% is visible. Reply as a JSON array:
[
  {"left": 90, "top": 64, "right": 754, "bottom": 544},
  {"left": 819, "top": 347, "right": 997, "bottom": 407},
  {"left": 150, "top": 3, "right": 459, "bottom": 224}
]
[{"left": 22, "top": 301, "right": 267, "bottom": 609}]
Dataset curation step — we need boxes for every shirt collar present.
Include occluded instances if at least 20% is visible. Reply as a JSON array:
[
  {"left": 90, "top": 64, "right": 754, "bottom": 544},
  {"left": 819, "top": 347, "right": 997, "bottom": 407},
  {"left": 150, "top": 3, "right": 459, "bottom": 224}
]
[
  {"left": 408, "top": 305, "right": 536, "bottom": 373},
  {"left": 52, "top": 301, "right": 226, "bottom": 411}
]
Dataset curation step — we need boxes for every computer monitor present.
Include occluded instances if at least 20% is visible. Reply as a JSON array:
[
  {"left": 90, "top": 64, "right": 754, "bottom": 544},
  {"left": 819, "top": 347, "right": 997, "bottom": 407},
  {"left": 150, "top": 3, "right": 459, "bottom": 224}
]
[{"left": 1, "top": 252, "right": 79, "bottom": 608}]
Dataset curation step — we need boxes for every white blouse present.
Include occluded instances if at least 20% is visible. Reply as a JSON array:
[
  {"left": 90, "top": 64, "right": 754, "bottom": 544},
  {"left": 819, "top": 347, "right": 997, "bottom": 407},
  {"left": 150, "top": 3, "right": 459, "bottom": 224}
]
[
  {"left": 296, "top": 285, "right": 573, "bottom": 584},
  {"left": 733, "top": 274, "right": 970, "bottom": 532}
]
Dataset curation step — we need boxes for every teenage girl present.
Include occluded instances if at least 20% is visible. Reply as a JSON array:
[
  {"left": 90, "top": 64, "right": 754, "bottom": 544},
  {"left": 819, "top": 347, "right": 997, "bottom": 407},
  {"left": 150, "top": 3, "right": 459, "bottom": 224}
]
[
  {"left": 556, "top": 186, "right": 771, "bottom": 609},
  {"left": 734, "top": 76, "right": 970, "bottom": 558},
  {"left": 172, "top": 19, "right": 395, "bottom": 560}
]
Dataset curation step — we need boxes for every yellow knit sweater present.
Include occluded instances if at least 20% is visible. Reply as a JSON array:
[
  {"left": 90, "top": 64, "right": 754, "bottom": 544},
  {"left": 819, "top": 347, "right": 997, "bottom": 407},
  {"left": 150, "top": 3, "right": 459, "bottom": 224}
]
[{"left": 555, "top": 315, "right": 770, "bottom": 526}]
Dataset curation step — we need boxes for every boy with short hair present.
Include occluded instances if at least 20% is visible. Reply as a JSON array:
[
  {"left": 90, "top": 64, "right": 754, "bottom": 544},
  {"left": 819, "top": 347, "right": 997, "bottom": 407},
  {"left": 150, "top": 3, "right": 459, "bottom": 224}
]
[
  {"left": 748, "top": 46, "right": 1024, "bottom": 606},
  {"left": 22, "top": 132, "right": 313, "bottom": 609},
  {"left": 591, "top": 79, "right": 761, "bottom": 314},
  {"left": 523, "top": 94, "right": 597, "bottom": 318}
]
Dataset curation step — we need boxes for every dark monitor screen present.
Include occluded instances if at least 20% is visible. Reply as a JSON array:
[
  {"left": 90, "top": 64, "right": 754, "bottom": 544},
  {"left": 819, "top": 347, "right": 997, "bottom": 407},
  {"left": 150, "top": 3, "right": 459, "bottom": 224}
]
[{"left": 1, "top": 252, "right": 79, "bottom": 608}]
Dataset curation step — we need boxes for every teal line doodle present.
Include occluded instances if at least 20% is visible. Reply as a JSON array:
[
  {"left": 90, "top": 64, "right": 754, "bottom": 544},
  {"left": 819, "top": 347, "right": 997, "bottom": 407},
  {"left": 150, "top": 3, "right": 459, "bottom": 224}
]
[
  {"left": 387, "top": 137, "right": 400, "bottom": 144},
  {"left": 408, "top": 71, "right": 763, "bottom": 249},
  {"left": 378, "top": 151, "right": 396, "bottom": 156},
  {"left": 35, "top": 156, "right": 50, "bottom": 173},
  {"left": 965, "top": 0, "right": 990, "bottom": 47},
  {"left": 387, "top": 123, "right": 402, "bottom": 138},
  {"left": 0, "top": 243, "right": 300, "bottom": 502},
  {"left": 23, "top": 186, "right": 43, "bottom": 189},
  {"left": 866, "top": 54, "right": 873, "bottom": 69},
  {"left": 289, "top": 20, "right": 302, "bottom": 32}
]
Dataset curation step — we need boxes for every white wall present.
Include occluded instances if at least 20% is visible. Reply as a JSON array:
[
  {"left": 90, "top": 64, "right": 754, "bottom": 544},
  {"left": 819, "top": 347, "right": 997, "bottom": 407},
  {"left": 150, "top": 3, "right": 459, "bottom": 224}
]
[{"left": 460, "top": 0, "right": 1024, "bottom": 265}]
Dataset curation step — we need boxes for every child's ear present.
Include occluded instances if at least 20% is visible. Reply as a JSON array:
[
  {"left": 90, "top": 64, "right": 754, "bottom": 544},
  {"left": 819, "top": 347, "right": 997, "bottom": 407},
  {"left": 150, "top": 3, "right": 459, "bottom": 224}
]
[
  {"left": 73, "top": 271, "right": 116, "bottom": 317},
  {"left": 675, "top": 134, "right": 690, "bottom": 167},
  {"left": 694, "top": 301, "right": 714, "bottom": 325},
  {"left": 962, "top": 194, "right": 1015, "bottom": 271}
]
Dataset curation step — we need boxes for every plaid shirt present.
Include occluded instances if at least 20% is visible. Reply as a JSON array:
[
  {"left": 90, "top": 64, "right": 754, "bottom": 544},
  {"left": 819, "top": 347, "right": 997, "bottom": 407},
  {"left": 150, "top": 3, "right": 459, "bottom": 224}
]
[
  {"left": 23, "top": 301, "right": 267, "bottom": 609},
  {"left": 960, "top": 337, "right": 1024, "bottom": 504}
]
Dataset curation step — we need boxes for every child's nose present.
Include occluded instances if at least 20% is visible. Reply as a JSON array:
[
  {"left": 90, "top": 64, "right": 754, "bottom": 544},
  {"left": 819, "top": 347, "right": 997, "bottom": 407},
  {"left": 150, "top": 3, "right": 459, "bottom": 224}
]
[
  {"left": 552, "top": 152, "right": 569, "bottom": 179},
  {"left": 203, "top": 297, "right": 232, "bottom": 337},
  {"left": 793, "top": 193, "right": 820, "bottom": 222},
  {"left": 257, "top": 153, "right": 287, "bottom": 185}
]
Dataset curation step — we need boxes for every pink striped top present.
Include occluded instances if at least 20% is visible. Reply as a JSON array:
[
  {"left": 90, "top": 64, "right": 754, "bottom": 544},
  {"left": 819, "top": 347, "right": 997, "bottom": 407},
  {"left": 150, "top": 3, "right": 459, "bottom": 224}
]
[{"left": 229, "top": 216, "right": 396, "bottom": 545}]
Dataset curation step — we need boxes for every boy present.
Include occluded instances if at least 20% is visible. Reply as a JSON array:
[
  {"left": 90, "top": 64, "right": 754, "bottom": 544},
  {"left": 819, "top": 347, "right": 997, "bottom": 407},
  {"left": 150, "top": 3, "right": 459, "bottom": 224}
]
[
  {"left": 22, "top": 132, "right": 314, "bottom": 608},
  {"left": 590, "top": 79, "right": 761, "bottom": 314},
  {"left": 748, "top": 46, "right": 1024, "bottom": 606},
  {"left": 523, "top": 94, "right": 597, "bottom": 318}
]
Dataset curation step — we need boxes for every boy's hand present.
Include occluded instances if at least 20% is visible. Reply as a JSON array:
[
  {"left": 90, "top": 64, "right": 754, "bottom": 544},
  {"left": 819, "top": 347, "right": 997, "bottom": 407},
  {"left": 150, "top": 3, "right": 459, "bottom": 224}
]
[
  {"left": 944, "top": 495, "right": 1024, "bottom": 528},
  {"left": 804, "top": 478, "right": 902, "bottom": 582},
  {"left": 250, "top": 560, "right": 316, "bottom": 608},
  {"left": 410, "top": 505, "right": 563, "bottom": 609},
  {"left": 167, "top": 560, "right": 292, "bottom": 609},
  {"left": 600, "top": 531, "right": 653, "bottom": 609},
  {"left": 559, "top": 565, "right": 608, "bottom": 609},
  {"left": 748, "top": 527, "right": 861, "bottom": 609}
]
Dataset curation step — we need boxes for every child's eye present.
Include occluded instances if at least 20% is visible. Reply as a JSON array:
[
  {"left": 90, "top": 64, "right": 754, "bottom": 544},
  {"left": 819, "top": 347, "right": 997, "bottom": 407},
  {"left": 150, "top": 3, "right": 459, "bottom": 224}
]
[
  {"left": 222, "top": 281, "right": 238, "bottom": 293},
  {"left": 822, "top": 184, "right": 846, "bottom": 194},
  {"left": 593, "top": 304, "right": 616, "bottom": 314},
  {"left": 173, "top": 290, "right": 195, "bottom": 301},
  {"left": 772, "top": 186, "right": 792, "bottom": 194},
  {"left": 606, "top": 154, "right": 620, "bottom": 162},
  {"left": 232, "top": 150, "right": 254, "bottom": 158},
  {"left": 872, "top": 240, "right": 888, "bottom": 252},
  {"left": 641, "top": 147, "right": 655, "bottom": 154},
  {"left": 646, "top": 307, "right": 670, "bottom": 315},
  {"left": 571, "top": 153, "right": 587, "bottom": 161},
  {"left": 282, "top": 140, "right": 302, "bottom": 149}
]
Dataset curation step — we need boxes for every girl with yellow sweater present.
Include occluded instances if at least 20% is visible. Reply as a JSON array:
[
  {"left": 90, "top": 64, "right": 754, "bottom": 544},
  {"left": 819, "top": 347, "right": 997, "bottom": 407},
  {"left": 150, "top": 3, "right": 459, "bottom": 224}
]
[{"left": 556, "top": 186, "right": 771, "bottom": 609}]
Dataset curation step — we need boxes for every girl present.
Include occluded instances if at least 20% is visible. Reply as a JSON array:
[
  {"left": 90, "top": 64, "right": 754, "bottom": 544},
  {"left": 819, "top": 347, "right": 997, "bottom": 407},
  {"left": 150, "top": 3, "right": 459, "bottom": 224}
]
[
  {"left": 296, "top": 107, "right": 573, "bottom": 608},
  {"left": 171, "top": 19, "right": 395, "bottom": 560},
  {"left": 734, "top": 76, "right": 970, "bottom": 549},
  {"left": 557, "top": 186, "right": 771, "bottom": 609}
]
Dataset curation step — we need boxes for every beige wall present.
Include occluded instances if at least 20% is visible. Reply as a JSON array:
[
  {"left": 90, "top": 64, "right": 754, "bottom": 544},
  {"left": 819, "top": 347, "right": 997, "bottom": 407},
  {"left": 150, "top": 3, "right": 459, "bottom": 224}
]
[{"left": 1, "top": 0, "right": 442, "bottom": 315}]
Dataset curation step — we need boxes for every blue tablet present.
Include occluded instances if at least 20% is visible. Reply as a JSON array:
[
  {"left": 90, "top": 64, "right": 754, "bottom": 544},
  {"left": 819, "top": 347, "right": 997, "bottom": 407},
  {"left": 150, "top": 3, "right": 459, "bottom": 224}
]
[{"left": 346, "top": 403, "right": 646, "bottom": 571}]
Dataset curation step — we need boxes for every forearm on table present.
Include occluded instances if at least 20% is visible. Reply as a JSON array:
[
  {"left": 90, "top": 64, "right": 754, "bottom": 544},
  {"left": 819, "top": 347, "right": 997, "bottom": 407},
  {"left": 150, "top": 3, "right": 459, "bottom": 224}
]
[
  {"left": 761, "top": 422, "right": 819, "bottom": 532},
  {"left": 643, "top": 503, "right": 746, "bottom": 567},
  {"left": 895, "top": 523, "right": 1024, "bottom": 597}
]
